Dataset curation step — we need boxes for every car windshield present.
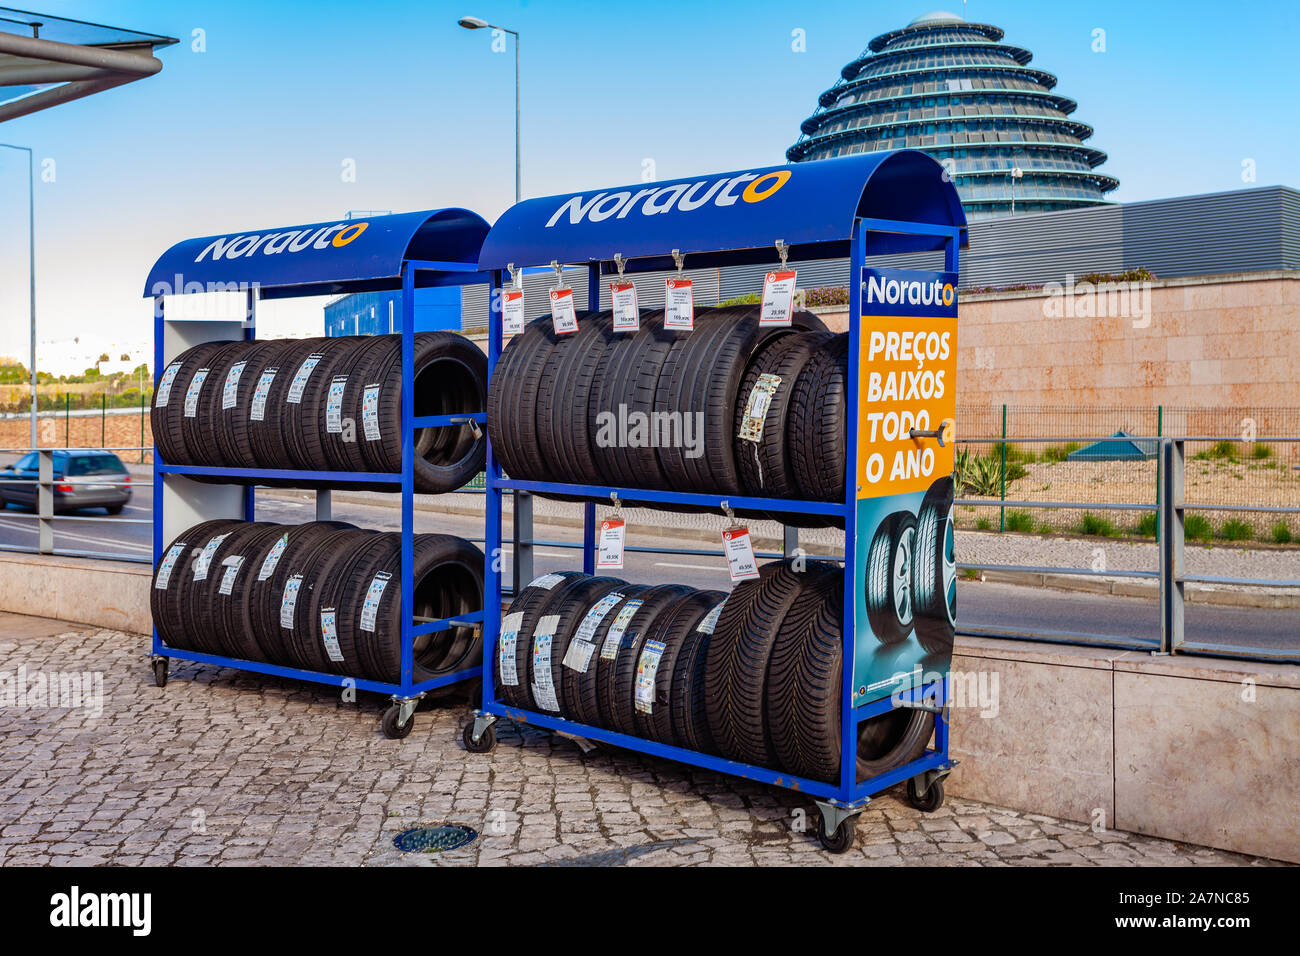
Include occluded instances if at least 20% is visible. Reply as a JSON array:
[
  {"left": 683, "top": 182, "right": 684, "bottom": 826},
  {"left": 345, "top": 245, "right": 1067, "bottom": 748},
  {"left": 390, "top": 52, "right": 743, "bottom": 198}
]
[
  {"left": 11, "top": 453, "right": 37, "bottom": 471},
  {"left": 64, "top": 455, "right": 127, "bottom": 477}
]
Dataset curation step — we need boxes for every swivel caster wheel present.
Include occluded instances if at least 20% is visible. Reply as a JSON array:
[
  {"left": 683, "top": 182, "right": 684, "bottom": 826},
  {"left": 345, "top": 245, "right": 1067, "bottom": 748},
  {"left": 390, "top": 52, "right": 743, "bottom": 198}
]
[
  {"left": 151, "top": 658, "right": 168, "bottom": 688},
  {"left": 381, "top": 704, "right": 415, "bottom": 740},
  {"left": 817, "top": 814, "right": 857, "bottom": 854},
  {"left": 906, "top": 776, "right": 945, "bottom": 813},
  {"left": 462, "top": 719, "right": 497, "bottom": 754}
]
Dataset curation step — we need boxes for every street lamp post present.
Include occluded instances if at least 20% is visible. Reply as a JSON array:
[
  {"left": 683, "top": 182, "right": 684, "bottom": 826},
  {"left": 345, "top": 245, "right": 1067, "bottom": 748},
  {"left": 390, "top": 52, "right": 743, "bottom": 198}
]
[
  {"left": 1, "top": 142, "right": 36, "bottom": 449},
  {"left": 458, "top": 15, "right": 520, "bottom": 203},
  {"left": 1009, "top": 165, "right": 1024, "bottom": 217}
]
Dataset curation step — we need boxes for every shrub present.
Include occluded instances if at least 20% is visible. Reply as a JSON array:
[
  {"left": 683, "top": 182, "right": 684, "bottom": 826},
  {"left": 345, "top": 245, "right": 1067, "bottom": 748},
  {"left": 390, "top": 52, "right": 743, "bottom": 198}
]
[
  {"left": 1217, "top": 519, "right": 1254, "bottom": 542},
  {"left": 718, "top": 292, "right": 761, "bottom": 307},
  {"left": 1250, "top": 443, "right": 1273, "bottom": 459},
  {"left": 1005, "top": 509, "right": 1035, "bottom": 532},
  {"left": 975, "top": 517, "right": 992, "bottom": 531},
  {"left": 1272, "top": 521, "right": 1293, "bottom": 545},
  {"left": 1076, "top": 513, "right": 1119, "bottom": 537},
  {"left": 1042, "top": 442, "right": 1082, "bottom": 462},
  {"left": 1184, "top": 514, "right": 1213, "bottom": 541},
  {"left": 1134, "top": 512, "right": 1158, "bottom": 537}
]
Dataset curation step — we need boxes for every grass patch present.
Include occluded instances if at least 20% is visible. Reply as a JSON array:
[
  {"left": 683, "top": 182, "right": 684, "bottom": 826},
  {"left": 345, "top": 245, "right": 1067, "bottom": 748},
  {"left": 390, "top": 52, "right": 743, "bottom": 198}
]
[
  {"left": 1185, "top": 514, "right": 1213, "bottom": 541},
  {"left": 1133, "top": 512, "right": 1158, "bottom": 538},
  {"left": 1076, "top": 512, "right": 1120, "bottom": 537},
  {"left": 1217, "top": 519, "right": 1254, "bottom": 542},
  {"left": 962, "top": 568, "right": 981, "bottom": 581},
  {"left": 1193, "top": 440, "right": 1238, "bottom": 461},
  {"left": 1004, "top": 509, "right": 1035, "bottom": 533},
  {"left": 975, "top": 517, "right": 992, "bottom": 531},
  {"left": 1250, "top": 442, "right": 1274, "bottom": 459},
  {"left": 1272, "top": 521, "right": 1293, "bottom": 544},
  {"left": 1041, "top": 442, "right": 1082, "bottom": 462}
]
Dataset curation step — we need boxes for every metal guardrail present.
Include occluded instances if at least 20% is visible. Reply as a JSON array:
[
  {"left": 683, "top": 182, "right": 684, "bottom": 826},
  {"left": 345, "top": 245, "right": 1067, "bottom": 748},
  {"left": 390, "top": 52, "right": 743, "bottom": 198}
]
[{"left": 0, "top": 447, "right": 153, "bottom": 563}]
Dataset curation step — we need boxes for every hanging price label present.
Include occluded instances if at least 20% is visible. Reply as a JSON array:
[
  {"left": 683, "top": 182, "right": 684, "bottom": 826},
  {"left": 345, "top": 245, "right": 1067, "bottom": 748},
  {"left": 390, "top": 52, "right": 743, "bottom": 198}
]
[
  {"left": 596, "top": 518, "right": 626, "bottom": 569},
  {"left": 610, "top": 281, "right": 640, "bottom": 332},
  {"left": 722, "top": 527, "right": 760, "bottom": 582},
  {"left": 665, "top": 277, "right": 694, "bottom": 330},
  {"left": 502, "top": 288, "right": 525, "bottom": 335},
  {"left": 760, "top": 269, "right": 797, "bottom": 327},
  {"left": 550, "top": 287, "right": 578, "bottom": 334}
]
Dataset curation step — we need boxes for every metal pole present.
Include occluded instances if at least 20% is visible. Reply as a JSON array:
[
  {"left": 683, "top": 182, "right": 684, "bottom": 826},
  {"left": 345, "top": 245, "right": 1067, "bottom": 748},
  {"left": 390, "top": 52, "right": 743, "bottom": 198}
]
[
  {"left": 999, "top": 403, "right": 1007, "bottom": 532},
  {"left": 1, "top": 143, "right": 36, "bottom": 449},
  {"left": 1159, "top": 438, "right": 1186, "bottom": 654},
  {"left": 513, "top": 30, "right": 520, "bottom": 203}
]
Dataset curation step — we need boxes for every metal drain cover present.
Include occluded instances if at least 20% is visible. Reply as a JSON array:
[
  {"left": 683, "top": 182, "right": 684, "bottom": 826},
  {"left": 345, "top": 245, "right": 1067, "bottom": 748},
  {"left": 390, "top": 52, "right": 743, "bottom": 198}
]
[{"left": 393, "top": 824, "right": 478, "bottom": 853}]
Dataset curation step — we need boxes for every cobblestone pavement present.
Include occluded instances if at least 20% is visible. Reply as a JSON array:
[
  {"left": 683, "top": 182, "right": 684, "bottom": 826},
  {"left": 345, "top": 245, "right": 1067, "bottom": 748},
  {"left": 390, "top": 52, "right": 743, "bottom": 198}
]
[{"left": 0, "top": 614, "right": 1284, "bottom": 867}]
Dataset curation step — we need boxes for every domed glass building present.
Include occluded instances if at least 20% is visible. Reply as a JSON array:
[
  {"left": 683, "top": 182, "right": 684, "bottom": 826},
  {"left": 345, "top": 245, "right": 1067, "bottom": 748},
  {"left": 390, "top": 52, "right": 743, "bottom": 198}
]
[{"left": 786, "top": 11, "right": 1118, "bottom": 220}]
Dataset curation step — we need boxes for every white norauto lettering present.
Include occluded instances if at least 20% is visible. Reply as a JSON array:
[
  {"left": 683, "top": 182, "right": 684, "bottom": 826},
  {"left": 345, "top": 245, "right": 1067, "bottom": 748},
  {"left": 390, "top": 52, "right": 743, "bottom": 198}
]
[
  {"left": 865, "top": 275, "right": 956, "bottom": 309},
  {"left": 542, "top": 169, "right": 790, "bottom": 227},
  {"left": 192, "top": 223, "right": 366, "bottom": 264}
]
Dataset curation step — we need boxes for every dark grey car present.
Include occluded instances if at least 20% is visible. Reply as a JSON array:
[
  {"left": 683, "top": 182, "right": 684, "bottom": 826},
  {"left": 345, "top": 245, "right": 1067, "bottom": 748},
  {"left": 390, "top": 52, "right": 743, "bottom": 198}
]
[{"left": 0, "top": 450, "right": 133, "bottom": 514}]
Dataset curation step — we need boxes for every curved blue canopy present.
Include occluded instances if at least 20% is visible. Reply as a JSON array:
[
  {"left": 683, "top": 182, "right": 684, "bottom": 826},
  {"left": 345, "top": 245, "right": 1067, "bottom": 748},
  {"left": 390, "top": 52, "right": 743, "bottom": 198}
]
[
  {"left": 144, "top": 207, "right": 489, "bottom": 300},
  {"left": 478, "top": 150, "right": 966, "bottom": 274}
]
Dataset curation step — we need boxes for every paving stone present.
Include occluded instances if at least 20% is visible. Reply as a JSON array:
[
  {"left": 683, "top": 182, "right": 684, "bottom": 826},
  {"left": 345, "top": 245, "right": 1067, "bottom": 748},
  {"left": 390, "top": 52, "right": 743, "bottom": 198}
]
[{"left": 0, "top": 617, "right": 1282, "bottom": 868}]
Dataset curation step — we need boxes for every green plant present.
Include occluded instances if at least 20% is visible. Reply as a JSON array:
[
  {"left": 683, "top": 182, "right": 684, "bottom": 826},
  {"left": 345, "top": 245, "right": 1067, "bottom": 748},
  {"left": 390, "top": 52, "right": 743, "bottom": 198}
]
[
  {"left": 1185, "top": 514, "right": 1213, "bottom": 541},
  {"left": 962, "top": 568, "right": 981, "bottom": 581},
  {"left": 718, "top": 292, "right": 761, "bottom": 307},
  {"left": 1134, "top": 512, "right": 1158, "bottom": 537},
  {"left": 1076, "top": 513, "right": 1119, "bottom": 537},
  {"left": 1005, "top": 509, "right": 1035, "bottom": 532},
  {"left": 1217, "top": 519, "right": 1254, "bottom": 542},
  {"left": 1250, "top": 442, "right": 1273, "bottom": 459},
  {"left": 1271, "top": 521, "right": 1293, "bottom": 544},
  {"left": 1041, "top": 442, "right": 1082, "bottom": 462},
  {"left": 975, "top": 517, "right": 992, "bottom": 531}
]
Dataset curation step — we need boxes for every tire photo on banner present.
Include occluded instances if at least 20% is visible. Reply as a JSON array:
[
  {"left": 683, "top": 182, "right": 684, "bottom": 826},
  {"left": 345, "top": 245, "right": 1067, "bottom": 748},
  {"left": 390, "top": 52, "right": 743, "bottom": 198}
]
[{"left": 852, "top": 266, "right": 958, "bottom": 709}]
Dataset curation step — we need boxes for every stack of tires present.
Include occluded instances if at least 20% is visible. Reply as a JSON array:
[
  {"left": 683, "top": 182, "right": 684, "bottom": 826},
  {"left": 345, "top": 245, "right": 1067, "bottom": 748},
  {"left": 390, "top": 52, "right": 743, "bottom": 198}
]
[
  {"left": 153, "top": 332, "right": 487, "bottom": 492},
  {"left": 152, "top": 519, "right": 484, "bottom": 684},
  {"left": 494, "top": 561, "right": 933, "bottom": 784},
  {"left": 488, "top": 307, "right": 847, "bottom": 502}
]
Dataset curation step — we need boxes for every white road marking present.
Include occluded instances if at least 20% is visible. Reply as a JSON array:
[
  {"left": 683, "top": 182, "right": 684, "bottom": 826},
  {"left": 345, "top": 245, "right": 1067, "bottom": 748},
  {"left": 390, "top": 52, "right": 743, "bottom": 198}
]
[{"left": 0, "top": 517, "right": 152, "bottom": 553}]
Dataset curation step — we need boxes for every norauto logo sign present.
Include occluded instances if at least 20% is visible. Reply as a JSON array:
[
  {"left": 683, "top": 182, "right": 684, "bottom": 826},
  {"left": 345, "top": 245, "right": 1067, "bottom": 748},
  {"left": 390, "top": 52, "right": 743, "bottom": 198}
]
[
  {"left": 545, "top": 170, "right": 792, "bottom": 228},
  {"left": 194, "top": 221, "right": 369, "bottom": 262},
  {"left": 865, "top": 273, "right": 956, "bottom": 308}
]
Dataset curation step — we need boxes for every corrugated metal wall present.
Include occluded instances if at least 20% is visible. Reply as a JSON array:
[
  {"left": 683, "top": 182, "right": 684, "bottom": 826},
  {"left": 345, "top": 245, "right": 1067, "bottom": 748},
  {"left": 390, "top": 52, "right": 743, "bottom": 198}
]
[{"left": 457, "top": 186, "right": 1298, "bottom": 325}]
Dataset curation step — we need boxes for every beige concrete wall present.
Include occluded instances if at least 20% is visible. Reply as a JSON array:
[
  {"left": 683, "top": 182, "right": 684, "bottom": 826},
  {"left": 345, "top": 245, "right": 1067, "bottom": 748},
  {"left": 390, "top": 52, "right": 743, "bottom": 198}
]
[
  {"left": 812, "top": 270, "right": 1300, "bottom": 416},
  {"left": 0, "top": 552, "right": 151, "bottom": 635},
  {"left": 949, "top": 635, "right": 1300, "bottom": 863}
]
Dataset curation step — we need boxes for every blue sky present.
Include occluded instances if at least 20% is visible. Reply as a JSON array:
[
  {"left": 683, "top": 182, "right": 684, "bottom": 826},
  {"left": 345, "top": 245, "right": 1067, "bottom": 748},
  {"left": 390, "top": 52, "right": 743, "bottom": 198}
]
[{"left": 1, "top": 0, "right": 1297, "bottom": 362}]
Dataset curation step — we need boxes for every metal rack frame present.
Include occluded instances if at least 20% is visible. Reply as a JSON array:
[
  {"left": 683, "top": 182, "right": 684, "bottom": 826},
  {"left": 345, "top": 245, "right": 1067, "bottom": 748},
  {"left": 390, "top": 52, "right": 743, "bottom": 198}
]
[
  {"left": 145, "top": 211, "right": 494, "bottom": 732},
  {"left": 466, "top": 152, "right": 967, "bottom": 841}
]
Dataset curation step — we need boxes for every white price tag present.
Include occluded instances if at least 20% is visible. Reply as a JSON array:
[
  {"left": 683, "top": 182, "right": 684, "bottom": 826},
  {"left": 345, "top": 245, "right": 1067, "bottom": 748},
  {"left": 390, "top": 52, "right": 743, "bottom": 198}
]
[
  {"left": 362, "top": 384, "right": 381, "bottom": 441},
  {"left": 320, "top": 607, "right": 344, "bottom": 662},
  {"left": 610, "top": 281, "right": 639, "bottom": 332},
  {"left": 359, "top": 570, "right": 390, "bottom": 632},
  {"left": 550, "top": 288, "right": 578, "bottom": 334},
  {"left": 183, "top": 368, "right": 210, "bottom": 419},
  {"left": 665, "top": 277, "right": 694, "bottom": 330},
  {"left": 596, "top": 518, "right": 625, "bottom": 570},
  {"left": 280, "top": 574, "right": 303, "bottom": 629},
  {"left": 155, "top": 362, "right": 182, "bottom": 408},
  {"left": 250, "top": 368, "right": 277, "bottom": 422},
  {"left": 218, "top": 555, "right": 244, "bottom": 596},
  {"left": 760, "top": 269, "right": 797, "bottom": 327},
  {"left": 739, "top": 373, "right": 782, "bottom": 442},
  {"left": 498, "top": 611, "right": 524, "bottom": 686},
  {"left": 222, "top": 361, "right": 246, "bottom": 411},
  {"left": 634, "top": 639, "right": 667, "bottom": 714},
  {"left": 325, "top": 375, "right": 347, "bottom": 434},
  {"left": 531, "top": 614, "right": 560, "bottom": 712},
  {"left": 154, "top": 542, "right": 186, "bottom": 590},
  {"left": 722, "top": 527, "right": 760, "bottom": 582},
  {"left": 600, "top": 599, "right": 642, "bottom": 660},
  {"left": 257, "top": 533, "right": 288, "bottom": 580},
  {"left": 286, "top": 354, "right": 322, "bottom": 404},
  {"left": 502, "top": 288, "right": 525, "bottom": 335}
]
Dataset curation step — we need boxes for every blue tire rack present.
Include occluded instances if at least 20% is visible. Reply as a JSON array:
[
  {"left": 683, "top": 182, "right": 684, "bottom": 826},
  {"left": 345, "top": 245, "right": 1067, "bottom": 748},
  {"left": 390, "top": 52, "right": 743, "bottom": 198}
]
[
  {"left": 466, "top": 151, "right": 968, "bottom": 847},
  {"left": 144, "top": 208, "right": 495, "bottom": 736}
]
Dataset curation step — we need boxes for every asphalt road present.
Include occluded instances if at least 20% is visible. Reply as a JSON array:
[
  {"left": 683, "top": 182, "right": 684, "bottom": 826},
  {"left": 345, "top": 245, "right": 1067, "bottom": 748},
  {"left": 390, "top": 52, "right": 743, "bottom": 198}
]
[{"left": 0, "top": 483, "right": 1294, "bottom": 654}]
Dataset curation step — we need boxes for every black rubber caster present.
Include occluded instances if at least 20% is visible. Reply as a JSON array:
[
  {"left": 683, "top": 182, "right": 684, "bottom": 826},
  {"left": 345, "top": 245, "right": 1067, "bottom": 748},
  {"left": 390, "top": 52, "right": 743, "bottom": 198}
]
[
  {"left": 151, "top": 658, "right": 168, "bottom": 688},
  {"left": 381, "top": 704, "right": 415, "bottom": 740},
  {"left": 817, "top": 814, "right": 857, "bottom": 854},
  {"left": 906, "top": 776, "right": 945, "bottom": 812},
  {"left": 462, "top": 719, "right": 497, "bottom": 753}
]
